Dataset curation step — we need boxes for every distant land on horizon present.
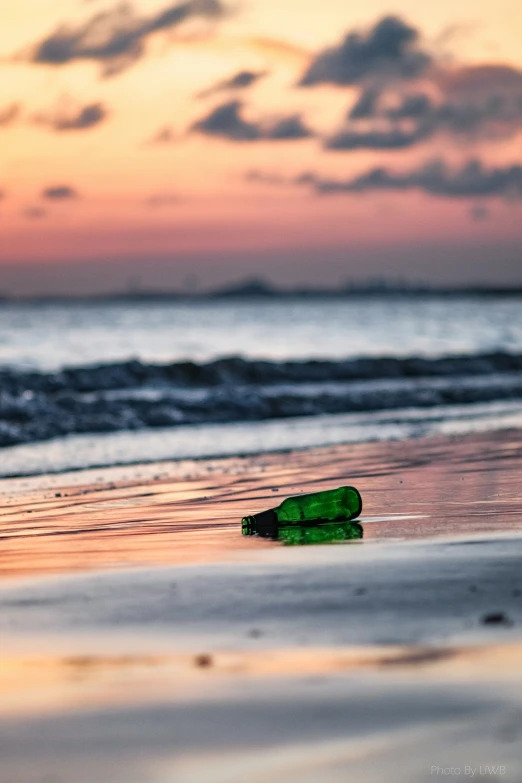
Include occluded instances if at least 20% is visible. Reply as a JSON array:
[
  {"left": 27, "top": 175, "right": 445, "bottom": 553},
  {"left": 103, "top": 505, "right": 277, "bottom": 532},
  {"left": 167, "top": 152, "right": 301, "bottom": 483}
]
[{"left": 1, "top": 278, "right": 522, "bottom": 303}]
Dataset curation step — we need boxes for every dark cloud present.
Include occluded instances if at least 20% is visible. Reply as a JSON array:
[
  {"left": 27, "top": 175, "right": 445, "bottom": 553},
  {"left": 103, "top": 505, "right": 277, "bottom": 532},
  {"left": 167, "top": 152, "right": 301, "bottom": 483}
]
[
  {"left": 299, "top": 22, "right": 522, "bottom": 153},
  {"left": 198, "top": 69, "right": 267, "bottom": 98},
  {"left": 439, "top": 64, "right": 522, "bottom": 98},
  {"left": 34, "top": 102, "right": 108, "bottom": 131},
  {"left": 192, "top": 100, "right": 261, "bottom": 140},
  {"left": 329, "top": 88, "right": 433, "bottom": 149},
  {"left": 326, "top": 124, "right": 428, "bottom": 150},
  {"left": 222, "top": 70, "right": 266, "bottom": 89},
  {"left": 41, "top": 186, "right": 79, "bottom": 200},
  {"left": 437, "top": 95, "right": 522, "bottom": 137},
  {"left": 348, "top": 87, "right": 380, "bottom": 119},
  {"left": 299, "top": 16, "right": 431, "bottom": 87},
  {"left": 0, "top": 103, "right": 21, "bottom": 127},
  {"left": 191, "top": 100, "right": 313, "bottom": 142},
  {"left": 374, "top": 89, "right": 522, "bottom": 138},
  {"left": 295, "top": 159, "right": 522, "bottom": 200},
  {"left": 29, "top": 0, "right": 227, "bottom": 76},
  {"left": 412, "top": 65, "right": 522, "bottom": 141},
  {"left": 266, "top": 114, "right": 312, "bottom": 139},
  {"left": 329, "top": 91, "right": 435, "bottom": 150},
  {"left": 331, "top": 70, "right": 522, "bottom": 151},
  {"left": 386, "top": 92, "right": 432, "bottom": 119}
]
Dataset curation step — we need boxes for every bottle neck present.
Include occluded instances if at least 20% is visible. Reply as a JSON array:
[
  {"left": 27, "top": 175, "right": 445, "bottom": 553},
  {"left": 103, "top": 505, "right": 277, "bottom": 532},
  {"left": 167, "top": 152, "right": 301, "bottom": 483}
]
[{"left": 242, "top": 509, "right": 278, "bottom": 537}]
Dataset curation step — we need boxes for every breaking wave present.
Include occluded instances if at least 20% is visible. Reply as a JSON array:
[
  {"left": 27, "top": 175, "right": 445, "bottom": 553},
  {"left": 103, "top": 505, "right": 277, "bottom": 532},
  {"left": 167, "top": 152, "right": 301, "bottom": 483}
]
[{"left": 1, "top": 351, "right": 522, "bottom": 447}]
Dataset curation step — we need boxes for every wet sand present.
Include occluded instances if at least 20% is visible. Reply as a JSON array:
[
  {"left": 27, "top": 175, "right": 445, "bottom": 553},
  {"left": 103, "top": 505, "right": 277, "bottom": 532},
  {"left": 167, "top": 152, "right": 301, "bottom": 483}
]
[
  {"left": 1, "top": 429, "right": 522, "bottom": 782},
  {"left": 1, "top": 428, "right": 522, "bottom": 579}
]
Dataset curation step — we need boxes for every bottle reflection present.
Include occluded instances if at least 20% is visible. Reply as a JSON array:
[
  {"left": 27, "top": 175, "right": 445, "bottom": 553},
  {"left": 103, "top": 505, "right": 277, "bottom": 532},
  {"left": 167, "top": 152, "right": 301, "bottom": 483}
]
[{"left": 272, "top": 520, "right": 364, "bottom": 546}]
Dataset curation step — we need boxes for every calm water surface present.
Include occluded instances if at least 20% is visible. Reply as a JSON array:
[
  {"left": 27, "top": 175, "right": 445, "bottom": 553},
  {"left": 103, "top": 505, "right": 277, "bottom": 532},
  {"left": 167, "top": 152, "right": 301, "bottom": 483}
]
[{"left": 1, "top": 296, "right": 521, "bottom": 370}]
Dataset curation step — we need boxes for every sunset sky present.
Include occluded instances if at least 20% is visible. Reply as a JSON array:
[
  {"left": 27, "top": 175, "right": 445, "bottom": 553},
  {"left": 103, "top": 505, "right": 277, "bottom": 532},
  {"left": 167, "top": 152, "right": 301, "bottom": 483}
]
[{"left": 1, "top": 0, "right": 522, "bottom": 294}]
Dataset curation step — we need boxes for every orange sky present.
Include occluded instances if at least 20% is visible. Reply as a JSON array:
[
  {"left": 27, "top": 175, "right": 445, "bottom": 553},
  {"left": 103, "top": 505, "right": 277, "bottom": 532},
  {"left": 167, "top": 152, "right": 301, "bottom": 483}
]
[{"left": 0, "top": 0, "right": 521, "bottom": 294}]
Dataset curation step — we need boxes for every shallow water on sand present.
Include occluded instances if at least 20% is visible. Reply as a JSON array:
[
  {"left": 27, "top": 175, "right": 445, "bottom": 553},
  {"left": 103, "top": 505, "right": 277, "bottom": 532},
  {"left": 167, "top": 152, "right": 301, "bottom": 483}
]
[{"left": 1, "top": 429, "right": 521, "bottom": 579}]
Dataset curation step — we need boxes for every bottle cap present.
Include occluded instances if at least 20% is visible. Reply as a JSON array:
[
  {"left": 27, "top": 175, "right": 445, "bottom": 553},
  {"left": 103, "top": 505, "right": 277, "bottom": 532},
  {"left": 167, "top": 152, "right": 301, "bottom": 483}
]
[{"left": 241, "top": 516, "right": 256, "bottom": 535}]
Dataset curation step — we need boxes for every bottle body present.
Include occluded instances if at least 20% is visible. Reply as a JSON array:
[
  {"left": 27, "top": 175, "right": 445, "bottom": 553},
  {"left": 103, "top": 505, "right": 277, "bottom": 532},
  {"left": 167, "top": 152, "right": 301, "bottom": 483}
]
[
  {"left": 242, "top": 486, "right": 362, "bottom": 536},
  {"left": 276, "top": 486, "right": 362, "bottom": 524}
]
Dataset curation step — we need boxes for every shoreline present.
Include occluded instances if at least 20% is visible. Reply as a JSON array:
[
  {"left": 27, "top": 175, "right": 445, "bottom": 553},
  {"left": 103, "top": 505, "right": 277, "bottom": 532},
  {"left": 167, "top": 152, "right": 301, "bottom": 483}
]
[{"left": 1, "top": 400, "right": 522, "bottom": 481}]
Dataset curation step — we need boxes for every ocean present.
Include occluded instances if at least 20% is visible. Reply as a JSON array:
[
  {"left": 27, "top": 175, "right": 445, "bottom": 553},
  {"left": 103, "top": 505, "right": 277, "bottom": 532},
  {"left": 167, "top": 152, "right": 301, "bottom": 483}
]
[{"left": 1, "top": 295, "right": 522, "bottom": 476}]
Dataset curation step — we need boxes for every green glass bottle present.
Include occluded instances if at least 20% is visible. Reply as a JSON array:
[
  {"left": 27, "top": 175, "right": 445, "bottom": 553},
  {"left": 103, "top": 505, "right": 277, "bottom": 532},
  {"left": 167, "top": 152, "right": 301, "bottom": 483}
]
[
  {"left": 278, "top": 520, "right": 363, "bottom": 546},
  {"left": 242, "top": 486, "right": 362, "bottom": 537}
]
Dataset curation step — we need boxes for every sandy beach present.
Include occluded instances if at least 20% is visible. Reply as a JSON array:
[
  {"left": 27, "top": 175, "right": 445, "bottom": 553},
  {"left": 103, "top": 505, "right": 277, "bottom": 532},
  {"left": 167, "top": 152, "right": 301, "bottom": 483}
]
[{"left": 1, "top": 428, "right": 522, "bottom": 783}]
